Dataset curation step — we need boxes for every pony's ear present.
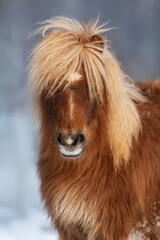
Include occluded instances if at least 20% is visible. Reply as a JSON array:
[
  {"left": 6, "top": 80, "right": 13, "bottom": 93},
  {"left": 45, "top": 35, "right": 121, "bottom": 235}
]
[{"left": 90, "top": 34, "right": 105, "bottom": 51}]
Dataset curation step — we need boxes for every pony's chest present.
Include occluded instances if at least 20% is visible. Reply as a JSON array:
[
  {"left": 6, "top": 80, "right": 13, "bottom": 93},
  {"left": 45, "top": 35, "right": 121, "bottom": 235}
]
[{"left": 53, "top": 184, "right": 95, "bottom": 230}]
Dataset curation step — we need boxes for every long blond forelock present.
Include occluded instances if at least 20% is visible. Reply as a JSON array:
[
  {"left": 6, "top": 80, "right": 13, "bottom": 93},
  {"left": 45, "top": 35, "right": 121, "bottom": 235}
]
[{"left": 28, "top": 17, "right": 146, "bottom": 168}]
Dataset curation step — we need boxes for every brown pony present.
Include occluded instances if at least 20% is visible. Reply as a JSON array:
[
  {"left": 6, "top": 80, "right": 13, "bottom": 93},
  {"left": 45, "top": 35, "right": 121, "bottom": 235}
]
[{"left": 28, "top": 17, "right": 160, "bottom": 240}]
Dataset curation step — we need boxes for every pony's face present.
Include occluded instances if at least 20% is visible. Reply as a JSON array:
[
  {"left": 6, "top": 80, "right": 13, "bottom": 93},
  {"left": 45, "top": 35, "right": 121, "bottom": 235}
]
[{"left": 43, "top": 72, "right": 105, "bottom": 160}]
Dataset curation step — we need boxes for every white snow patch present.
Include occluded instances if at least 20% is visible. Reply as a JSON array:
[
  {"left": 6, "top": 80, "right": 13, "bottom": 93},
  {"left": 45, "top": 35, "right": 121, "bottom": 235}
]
[
  {"left": 0, "top": 209, "right": 58, "bottom": 240},
  {"left": 128, "top": 231, "right": 145, "bottom": 240}
]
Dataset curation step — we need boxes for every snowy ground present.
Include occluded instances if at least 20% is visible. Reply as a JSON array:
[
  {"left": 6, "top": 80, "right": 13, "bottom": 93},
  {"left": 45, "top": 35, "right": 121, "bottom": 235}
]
[{"left": 0, "top": 208, "right": 58, "bottom": 240}]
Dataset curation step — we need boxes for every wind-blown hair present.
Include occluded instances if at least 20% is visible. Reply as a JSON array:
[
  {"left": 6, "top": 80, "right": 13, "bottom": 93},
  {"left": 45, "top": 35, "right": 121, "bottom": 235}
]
[{"left": 28, "top": 17, "right": 145, "bottom": 167}]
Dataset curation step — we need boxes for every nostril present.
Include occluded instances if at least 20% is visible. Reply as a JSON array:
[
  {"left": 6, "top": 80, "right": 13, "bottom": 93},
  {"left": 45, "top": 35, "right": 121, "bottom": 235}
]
[
  {"left": 79, "top": 134, "right": 85, "bottom": 144},
  {"left": 56, "top": 132, "right": 65, "bottom": 146},
  {"left": 56, "top": 132, "right": 61, "bottom": 144},
  {"left": 72, "top": 133, "right": 85, "bottom": 146}
]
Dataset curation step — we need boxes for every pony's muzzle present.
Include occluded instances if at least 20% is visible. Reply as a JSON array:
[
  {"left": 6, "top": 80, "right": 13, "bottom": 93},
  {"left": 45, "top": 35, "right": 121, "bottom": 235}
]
[{"left": 56, "top": 131, "right": 86, "bottom": 159}]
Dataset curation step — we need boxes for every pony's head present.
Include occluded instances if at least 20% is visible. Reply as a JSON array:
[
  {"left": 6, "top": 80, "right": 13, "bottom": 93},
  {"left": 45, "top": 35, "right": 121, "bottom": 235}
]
[{"left": 28, "top": 17, "right": 145, "bottom": 168}]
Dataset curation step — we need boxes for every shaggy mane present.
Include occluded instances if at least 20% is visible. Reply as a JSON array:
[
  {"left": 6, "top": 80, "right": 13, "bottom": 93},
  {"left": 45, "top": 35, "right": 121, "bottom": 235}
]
[{"left": 28, "top": 17, "right": 146, "bottom": 167}]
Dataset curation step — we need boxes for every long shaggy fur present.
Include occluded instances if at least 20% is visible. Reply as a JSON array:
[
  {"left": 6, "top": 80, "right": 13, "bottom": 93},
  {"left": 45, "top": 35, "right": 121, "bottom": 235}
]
[{"left": 28, "top": 17, "right": 160, "bottom": 239}]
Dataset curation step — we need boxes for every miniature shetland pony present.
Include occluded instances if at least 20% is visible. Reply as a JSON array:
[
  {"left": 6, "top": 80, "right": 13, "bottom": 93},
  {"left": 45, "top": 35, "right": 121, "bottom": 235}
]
[{"left": 28, "top": 17, "right": 160, "bottom": 239}]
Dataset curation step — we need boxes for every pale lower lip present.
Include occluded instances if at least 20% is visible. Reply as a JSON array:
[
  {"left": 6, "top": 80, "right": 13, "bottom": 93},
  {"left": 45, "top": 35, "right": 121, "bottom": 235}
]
[
  {"left": 59, "top": 147, "right": 83, "bottom": 159},
  {"left": 61, "top": 153, "right": 81, "bottom": 159}
]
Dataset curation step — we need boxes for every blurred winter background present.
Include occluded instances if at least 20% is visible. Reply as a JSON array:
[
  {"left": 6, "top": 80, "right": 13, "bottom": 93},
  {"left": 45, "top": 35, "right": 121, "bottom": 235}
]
[{"left": 0, "top": 0, "right": 160, "bottom": 239}]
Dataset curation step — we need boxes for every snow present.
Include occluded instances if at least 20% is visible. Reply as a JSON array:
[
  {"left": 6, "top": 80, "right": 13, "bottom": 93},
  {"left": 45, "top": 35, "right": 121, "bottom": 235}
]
[{"left": 0, "top": 208, "right": 58, "bottom": 240}]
